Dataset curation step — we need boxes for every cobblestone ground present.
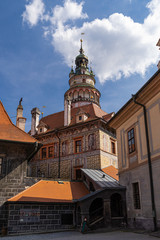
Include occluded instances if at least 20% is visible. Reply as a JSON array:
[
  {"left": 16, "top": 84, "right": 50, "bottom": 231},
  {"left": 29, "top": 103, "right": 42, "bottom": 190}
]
[{"left": 0, "top": 231, "right": 158, "bottom": 240}]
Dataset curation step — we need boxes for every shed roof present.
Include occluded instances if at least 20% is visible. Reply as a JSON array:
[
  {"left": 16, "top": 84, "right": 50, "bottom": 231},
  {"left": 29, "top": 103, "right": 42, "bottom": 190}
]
[
  {"left": 0, "top": 101, "right": 37, "bottom": 143},
  {"left": 81, "top": 168, "right": 122, "bottom": 188},
  {"left": 8, "top": 180, "right": 89, "bottom": 203},
  {"left": 102, "top": 165, "right": 119, "bottom": 181}
]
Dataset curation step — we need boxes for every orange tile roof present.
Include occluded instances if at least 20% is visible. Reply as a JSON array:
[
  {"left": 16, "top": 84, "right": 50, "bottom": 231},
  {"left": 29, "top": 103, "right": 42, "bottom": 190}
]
[
  {"left": 0, "top": 101, "right": 37, "bottom": 143},
  {"left": 39, "top": 103, "right": 112, "bottom": 132},
  {"left": 102, "top": 165, "right": 119, "bottom": 181},
  {"left": 8, "top": 180, "right": 90, "bottom": 203}
]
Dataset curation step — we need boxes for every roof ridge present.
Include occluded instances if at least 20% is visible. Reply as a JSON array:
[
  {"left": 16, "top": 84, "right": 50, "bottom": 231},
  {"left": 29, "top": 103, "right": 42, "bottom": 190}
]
[{"left": 0, "top": 100, "right": 13, "bottom": 125}]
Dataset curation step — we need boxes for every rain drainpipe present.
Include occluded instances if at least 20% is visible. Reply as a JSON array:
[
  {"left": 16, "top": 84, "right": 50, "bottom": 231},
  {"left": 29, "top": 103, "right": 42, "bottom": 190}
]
[
  {"left": 132, "top": 94, "right": 157, "bottom": 231},
  {"left": 55, "top": 130, "right": 61, "bottom": 179}
]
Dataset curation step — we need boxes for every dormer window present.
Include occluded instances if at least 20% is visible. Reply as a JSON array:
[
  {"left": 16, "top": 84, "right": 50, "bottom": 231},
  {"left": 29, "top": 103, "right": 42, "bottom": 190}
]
[
  {"left": 40, "top": 128, "right": 42, "bottom": 133},
  {"left": 79, "top": 116, "right": 82, "bottom": 121}
]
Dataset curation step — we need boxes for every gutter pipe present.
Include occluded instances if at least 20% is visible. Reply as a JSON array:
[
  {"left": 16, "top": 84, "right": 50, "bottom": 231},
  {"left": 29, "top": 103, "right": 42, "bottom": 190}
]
[
  {"left": 55, "top": 129, "right": 61, "bottom": 179},
  {"left": 132, "top": 94, "right": 157, "bottom": 231}
]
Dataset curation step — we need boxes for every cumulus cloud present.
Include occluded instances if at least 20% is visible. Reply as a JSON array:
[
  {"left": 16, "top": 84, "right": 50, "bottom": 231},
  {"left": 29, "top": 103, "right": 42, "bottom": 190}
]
[
  {"left": 22, "top": 0, "right": 46, "bottom": 27},
  {"left": 50, "top": 0, "right": 88, "bottom": 25},
  {"left": 22, "top": 0, "right": 160, "bottom": 83}
]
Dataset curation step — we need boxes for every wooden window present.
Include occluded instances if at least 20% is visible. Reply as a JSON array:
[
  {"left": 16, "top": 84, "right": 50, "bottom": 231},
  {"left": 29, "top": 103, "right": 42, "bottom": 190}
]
[
  {"left": 48, "top": 146, "right": 53, "bottom": 158},
  {"left": 41, "top": 147, "right": 47, "bottom": 159},
  {"left": 111, "top": 141, "right": 116, "bottom": 154},
  {"left": 75, "top": 139, "right": 82, "bottom": 153},
  {"left": 132, "top": 182, "right": 141, "bottom": 209},
  {"left": 128, "top": 128, "right": 135, "bottom": 154},
  {"left": 0, "top": 158, "right": 3, "bottom": 175}
]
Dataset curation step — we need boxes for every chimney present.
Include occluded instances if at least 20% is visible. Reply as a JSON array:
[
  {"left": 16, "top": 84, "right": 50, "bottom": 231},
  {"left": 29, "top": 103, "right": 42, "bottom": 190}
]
[
  {"left": 64, "top": 96, "right": 71, "bottom": 126},
  {"left": 16, "top": 98, "right": 26, "bottom": 131},
  {"left": 156, "top": 38, "right": 160, "bottom": 69},
  {"left": 31, "top": 107, "right": 41, "bottom": 135}
]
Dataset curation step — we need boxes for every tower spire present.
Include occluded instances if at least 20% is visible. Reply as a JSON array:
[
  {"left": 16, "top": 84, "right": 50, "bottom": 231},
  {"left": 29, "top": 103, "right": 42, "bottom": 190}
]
[{"left": 79, "top": 39, "right": 84, "bottom": 54}]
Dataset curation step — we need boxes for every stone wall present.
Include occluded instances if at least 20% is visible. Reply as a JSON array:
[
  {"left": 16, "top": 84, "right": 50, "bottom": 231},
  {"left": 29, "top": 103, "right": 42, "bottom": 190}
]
[
  {"left": 8, "top": 203, "right": 75, "bottom": 235},
  {"left": 0, "top": 142, "right": 38, "bottom": 232}
]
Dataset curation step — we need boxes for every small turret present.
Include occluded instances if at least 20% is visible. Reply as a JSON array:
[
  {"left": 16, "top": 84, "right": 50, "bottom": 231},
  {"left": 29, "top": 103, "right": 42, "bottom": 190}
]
[
  {"left": 31, "top": 107, "right": 41, "bottom": 135},
  {"left": 16, "top": 98, "right": 26, "bottom": 131}
]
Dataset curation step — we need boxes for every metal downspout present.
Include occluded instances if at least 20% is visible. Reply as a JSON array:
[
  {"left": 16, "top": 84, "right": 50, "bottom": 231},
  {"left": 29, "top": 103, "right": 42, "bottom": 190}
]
[
  {"left": 132, "top": 94, "right": 157, "bottom": 231},
  {"left": 55, "top": 130, "right": 61, "bottom": 179}
]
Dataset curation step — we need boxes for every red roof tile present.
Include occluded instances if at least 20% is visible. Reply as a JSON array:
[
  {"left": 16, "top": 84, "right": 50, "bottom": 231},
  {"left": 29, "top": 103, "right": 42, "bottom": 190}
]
[
  {"left": 8, "top": 180, "right": 89, "bottom": 203},
  {"left": 39, "top": 103, "right": 112, "bottom": 132},
  {"left": 102, "top": 165, "right": 119, "bottom": 181},
  {"left": 0, "top": 101, "right": 37, "bottom": 143}
]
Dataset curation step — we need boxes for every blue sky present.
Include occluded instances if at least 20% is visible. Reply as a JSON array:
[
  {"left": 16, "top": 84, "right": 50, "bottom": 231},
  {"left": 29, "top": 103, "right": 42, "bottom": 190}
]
[{"left": 0, "top": 0, "right": 160, "bottom": 132}]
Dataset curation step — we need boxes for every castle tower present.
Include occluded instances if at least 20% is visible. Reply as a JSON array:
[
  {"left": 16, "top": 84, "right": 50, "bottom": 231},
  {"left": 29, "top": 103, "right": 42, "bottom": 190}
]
[{"left": 64, "top": 39, "right": 101, "bottom": 126}]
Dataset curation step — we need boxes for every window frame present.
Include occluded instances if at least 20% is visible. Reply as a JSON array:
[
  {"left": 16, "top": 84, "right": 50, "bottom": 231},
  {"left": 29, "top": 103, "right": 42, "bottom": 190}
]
[
  {"left": 41, "top": 147, "right": 47, "bottom": 159},
  {"left": 128, "top": 128, "right": 136, "bottom": 154},
  {"left": 132, "top": 182, "right": 141, "bottom": 210},
  {"left": 74, "top": 137, "right": 83, "bottom": 154},
  {"left": 48, "top": 146, "right": 53, "bottom": 158}
]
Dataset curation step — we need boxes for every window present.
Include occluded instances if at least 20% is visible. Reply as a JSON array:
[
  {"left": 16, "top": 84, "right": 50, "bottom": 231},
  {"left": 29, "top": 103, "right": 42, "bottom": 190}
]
[
  {"left": 40, "top": 128, "right": 42, "bottom": 132},
  {"left": 132, "top": 182, "right": 141, "bottom": 209},
  {"left": 75, "top": 139, "right": 82, "bottom": 153},
  {"left": 0, "top": 158, "right": 3, "bottom": 175},
  {"left": 128, "top": 128, "right": 135, "bottom": 154},
  {"left": 48, "top": 146, "right": 53, "bottom": 158},
  {"left": 41, "top": 148, "right": 47, "bottom": 159},
  {"left": 111, "top": 141, "right": 116, "bottom": 154},
  {"left": 79, "top": 116, "right": 82, "bottom": 121}
]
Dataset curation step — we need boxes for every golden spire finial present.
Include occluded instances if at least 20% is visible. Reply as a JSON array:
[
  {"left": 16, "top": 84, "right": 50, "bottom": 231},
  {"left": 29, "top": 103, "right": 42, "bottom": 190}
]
[{"left": 80, "top": 33, "right": 84, "bottom": 54}]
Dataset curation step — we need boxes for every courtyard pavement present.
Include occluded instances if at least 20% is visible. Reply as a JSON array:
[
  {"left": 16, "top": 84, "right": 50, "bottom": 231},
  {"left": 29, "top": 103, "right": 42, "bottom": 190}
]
[{"left": 0, "top": 230, "right": 159, "bottom": 240}]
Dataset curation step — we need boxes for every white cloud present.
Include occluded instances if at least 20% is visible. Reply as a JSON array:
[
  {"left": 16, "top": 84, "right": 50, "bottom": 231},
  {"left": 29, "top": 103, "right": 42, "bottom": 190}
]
[
  {"left": 22, "top": 0, "right": 160, "bottom": 83},
  {"left": 22, "top": 0, "right": 45, "bottom": 27},
  {"left": 50, "top": 0, "right": 88, "bottom": 25}
]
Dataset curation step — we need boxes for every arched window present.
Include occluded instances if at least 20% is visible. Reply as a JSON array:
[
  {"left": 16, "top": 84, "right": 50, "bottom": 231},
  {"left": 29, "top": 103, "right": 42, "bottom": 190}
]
[
  {"left": 85, "top": 90, "right": 89, "bottom": 99},
  {"left": 90, "top": 91, "right": 94, "bottom": 100},
  {"left": 74, "top": 91, "right": 78, "bottom": 99},
  {"left": 79, "top": 90, "right": 83, "bottom": 98}
]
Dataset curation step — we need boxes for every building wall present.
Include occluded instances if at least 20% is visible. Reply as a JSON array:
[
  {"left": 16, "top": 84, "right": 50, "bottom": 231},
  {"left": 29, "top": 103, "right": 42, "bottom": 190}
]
[
  {"left": 30, "top": 124, "right": 118, "bottom": 179},
  {"left": 8, "top": 203, "right": 75, "bottom": 235},
  {"left": 116, "top": 91, "right": 160, "bottom": 230},
  {"left": 0, "top": 142, "right": 37, "bottom": 232}
]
